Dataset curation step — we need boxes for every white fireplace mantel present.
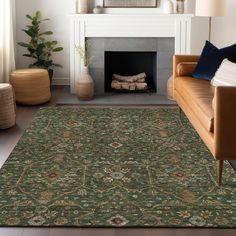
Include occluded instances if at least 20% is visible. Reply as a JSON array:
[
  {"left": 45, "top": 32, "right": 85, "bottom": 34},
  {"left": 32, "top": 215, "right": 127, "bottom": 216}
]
[{"left": 69, "top": 14, "right": 193, "bottom": 93}]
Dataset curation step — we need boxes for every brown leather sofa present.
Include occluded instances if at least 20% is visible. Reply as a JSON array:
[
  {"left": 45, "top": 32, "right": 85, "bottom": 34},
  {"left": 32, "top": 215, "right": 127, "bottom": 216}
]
[{"left": 173, "top": 55, "right": 236, "bottom": 186}]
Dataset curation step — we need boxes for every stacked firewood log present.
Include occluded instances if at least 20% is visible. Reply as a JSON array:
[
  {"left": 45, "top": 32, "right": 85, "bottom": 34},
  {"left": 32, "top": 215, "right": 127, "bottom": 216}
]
[{"left": 111, "top": 72, "right": 148, "bottom": 91}]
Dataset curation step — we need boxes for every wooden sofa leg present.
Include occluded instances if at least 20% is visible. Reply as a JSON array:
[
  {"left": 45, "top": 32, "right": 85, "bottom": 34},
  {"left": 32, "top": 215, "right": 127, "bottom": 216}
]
[{"left": 217, "top": 160, "right": 223, "bottom": 186}]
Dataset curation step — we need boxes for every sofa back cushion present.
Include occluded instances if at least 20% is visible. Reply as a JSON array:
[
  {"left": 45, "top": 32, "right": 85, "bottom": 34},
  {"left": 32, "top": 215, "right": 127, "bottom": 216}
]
[{"left": 192, "top": 41, "right": 236, "bottom": 81}]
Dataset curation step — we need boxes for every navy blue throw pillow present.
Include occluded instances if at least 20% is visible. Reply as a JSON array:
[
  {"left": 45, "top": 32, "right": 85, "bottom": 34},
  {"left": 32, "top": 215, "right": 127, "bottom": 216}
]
[{"left": 192, "top": 41, "right": 236, "bottom": 81}]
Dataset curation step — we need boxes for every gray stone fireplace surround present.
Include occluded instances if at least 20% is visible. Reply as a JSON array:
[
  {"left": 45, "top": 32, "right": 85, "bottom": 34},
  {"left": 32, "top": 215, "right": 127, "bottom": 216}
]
[{"left": 88, "top": 37, "right": 174, "bottom": 95}]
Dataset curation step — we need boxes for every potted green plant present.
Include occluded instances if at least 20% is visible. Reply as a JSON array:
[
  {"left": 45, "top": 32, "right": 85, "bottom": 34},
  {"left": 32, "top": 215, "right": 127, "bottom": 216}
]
[
  {"left": 18, "top": 11, "right": 63, "bottom": 83},
  {"left": 75, "top": 39, "right": 94, "bottom": 100}
]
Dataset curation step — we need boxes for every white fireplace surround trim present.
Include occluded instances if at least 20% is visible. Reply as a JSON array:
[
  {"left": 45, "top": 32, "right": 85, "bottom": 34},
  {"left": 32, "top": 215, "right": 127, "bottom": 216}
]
[{"left": 69, "top": 14, "right": 193, "bottom": 93}]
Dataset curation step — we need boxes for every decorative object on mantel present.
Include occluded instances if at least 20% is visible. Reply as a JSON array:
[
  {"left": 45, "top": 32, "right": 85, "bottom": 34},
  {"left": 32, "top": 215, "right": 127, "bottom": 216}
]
[
  {"left": 171, "top": 0, "right": 177, "bottom": 13},
  {"left": 18, "top": 11, "right": 63, "bottom": 84},
  {"left": 75, "top": 39, "right": 94, "bottom": 100},
  {"left": 93, "top": 5, "right": 103, "bottom": 14},
  {"left": 177, "top": 0, "right": 184, "bottom": 14},
  {"left": 163, "top": 0, "right": 174, "bottom": 14},
  {"left": 111, "top": 73, "right": 148, "bottom": 91},
  {"left": 77, "top": 0, "right": 88, "bottom": 14},
  {"left": 195, "top": 0, "right": 227, "bottom": 41},
  {"left": 103, "top": 0, "right": 158, "bottom": 8}
]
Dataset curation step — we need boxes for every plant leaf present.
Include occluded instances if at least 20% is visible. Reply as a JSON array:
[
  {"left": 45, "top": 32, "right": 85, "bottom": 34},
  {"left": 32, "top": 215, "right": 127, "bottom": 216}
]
[
  {"left": 35, "top": 11, "right": 41, "bottom": 20},
  {"left": 39, "top": 31, "right": 53, "bottom": 36},
  {"left": 18, "top": 42, "right": 32, "bottom": 48},
  {"left": 22, "top": 54, "right": 32, "bottom": 57},
  {"left": 23, "top": 54, "right": 37, "bottom": 59},
  {"left": 52, "top": 47, "right": 63, "bottom": 52},
  {"left": 40, "top": 18, "right": 50, "bottom": 22},
  {"left": 26, "top": 14, "right": 33, "bottom": 20},
  {"left": 22, "top": 29, "right": 35, "bottom": 37},
  {"left": 53, "top": 63, "right": 63, "bottom": 68},
  {"left": 32, "top": 20, "right": 38, "bottom": 26}
]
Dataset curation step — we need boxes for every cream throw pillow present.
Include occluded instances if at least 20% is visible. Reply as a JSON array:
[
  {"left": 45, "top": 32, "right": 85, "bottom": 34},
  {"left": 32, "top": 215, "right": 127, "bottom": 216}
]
[{"left": 211, "top": 59, "right": 236, "bottom": 86}]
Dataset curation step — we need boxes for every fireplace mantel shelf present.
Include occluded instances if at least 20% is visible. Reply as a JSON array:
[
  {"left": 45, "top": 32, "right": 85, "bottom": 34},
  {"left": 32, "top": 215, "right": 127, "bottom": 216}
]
[
  {"left": 69, "top": 13, "right": 194, "bottom": 17},
  {"left": 69, "top": 13, "right": 194, "bottom": 93}
]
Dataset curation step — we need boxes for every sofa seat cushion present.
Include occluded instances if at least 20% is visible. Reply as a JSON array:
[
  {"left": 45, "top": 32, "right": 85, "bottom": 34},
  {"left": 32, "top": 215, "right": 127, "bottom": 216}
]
[{"left": 175, "top": 76, "right": 214, "bottom": 133}]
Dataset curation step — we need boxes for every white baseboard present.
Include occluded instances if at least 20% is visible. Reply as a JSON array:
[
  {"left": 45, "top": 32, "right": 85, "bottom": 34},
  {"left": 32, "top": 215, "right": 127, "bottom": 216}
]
[{"left": 52, "top": 77, "right": 70, "bottom": 86}]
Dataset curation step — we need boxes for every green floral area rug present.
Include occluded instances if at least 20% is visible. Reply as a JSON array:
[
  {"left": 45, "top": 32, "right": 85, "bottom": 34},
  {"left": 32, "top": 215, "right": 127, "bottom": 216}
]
[{"left": 0, "top": 107, "right": 236, "bottom": 228}]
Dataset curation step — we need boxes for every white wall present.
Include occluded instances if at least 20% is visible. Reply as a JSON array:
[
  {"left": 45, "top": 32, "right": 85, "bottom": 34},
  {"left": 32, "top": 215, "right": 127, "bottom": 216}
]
[
  {"left": 14, "top": 0, "right": 195, "bottom": 82},
  {"left": 15, "top": 0, "right": 75, "bottom": 82},
  {"left": 212, "top": 0, "right": 236, "bottom": 48},
  {"left": 191, "top": 0, "right": 236, "bottom": 51},
  {"left": 15, "top": 0, "right": 236, "bottom": 83}
]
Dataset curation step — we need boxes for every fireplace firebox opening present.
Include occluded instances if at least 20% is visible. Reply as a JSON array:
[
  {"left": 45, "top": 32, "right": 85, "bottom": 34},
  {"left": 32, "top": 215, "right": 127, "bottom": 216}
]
[{"left": 105, "top": 51, "right": 157, "bottom": 93}]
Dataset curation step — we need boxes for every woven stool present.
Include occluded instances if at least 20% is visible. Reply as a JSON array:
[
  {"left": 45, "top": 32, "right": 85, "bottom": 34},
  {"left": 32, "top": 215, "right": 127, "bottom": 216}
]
[
  {"left": 0, "top": 84, "right": 16, "bottom": 129},
  {"left": 10, "top": 69, "right": 51, "bottom": 105}
]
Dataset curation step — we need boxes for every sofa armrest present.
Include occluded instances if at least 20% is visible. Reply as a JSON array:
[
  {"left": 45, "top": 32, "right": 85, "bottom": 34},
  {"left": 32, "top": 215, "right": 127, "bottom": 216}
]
[
  {"left": 214, "top": 86, "right": 236, "bottom": 159},
  {"left": 177, "top": 62, "right": 198, "bottom": 77},
  {"left": 173, "top": 55, "right": 200, "bottom": 78}
]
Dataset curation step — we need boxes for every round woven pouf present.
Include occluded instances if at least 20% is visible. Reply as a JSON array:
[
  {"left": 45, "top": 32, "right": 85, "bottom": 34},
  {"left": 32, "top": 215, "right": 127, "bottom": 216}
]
[
  {"left": 10, "top": 69, "right": 51, "bottom": 105},
  {"left": 0, "top": 84, "right": 16, "bottom": 129}
]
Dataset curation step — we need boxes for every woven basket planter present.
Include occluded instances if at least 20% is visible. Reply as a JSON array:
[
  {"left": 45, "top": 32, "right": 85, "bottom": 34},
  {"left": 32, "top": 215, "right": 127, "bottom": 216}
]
[
  {"left": 10, "top": 69, "right": 51, "bottom": 105},
  {"left": 0, "top": 84, "right": 16, "bottom": 129}
]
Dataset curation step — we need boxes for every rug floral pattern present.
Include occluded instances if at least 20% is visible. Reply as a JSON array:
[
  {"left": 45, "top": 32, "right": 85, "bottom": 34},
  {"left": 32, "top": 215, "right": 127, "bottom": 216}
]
[{"left": 0, "top": 108, "right": 236, "bottom": 227}]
